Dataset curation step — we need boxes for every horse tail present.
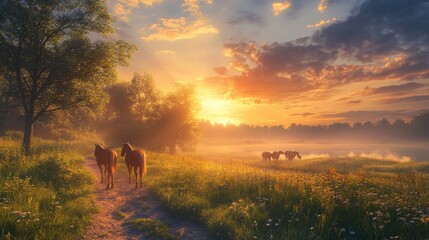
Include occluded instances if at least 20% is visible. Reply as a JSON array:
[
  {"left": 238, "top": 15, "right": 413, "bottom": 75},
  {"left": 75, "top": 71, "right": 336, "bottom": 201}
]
[
  {"left": 109, "top": 151, "right": 117, "bottom": 174},
  {"left": 139, "top": 151, "right": 147, "bottom": 175}
]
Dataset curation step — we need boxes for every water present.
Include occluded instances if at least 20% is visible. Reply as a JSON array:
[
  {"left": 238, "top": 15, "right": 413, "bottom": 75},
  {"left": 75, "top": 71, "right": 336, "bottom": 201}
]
[{"left": 197, "top": 140, "right": 429, "bottom": 162}]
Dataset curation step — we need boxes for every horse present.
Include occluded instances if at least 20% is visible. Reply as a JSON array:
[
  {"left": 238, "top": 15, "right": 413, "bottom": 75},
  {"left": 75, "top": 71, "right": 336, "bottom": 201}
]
[
  {"left": 121, "top": 143, "right": 147, "bottom": 188},
  {"left": 284, "top": 151, "right": 301, "bottom": 161},
  {"left": 94, "top": 144, "right": 118, "bottom": 189},
  {"left": 262, "top": 151, "right": 272, "bottom": 162},
  {"left": 271, "top": 151, "right": 284, "bottom": 161}
]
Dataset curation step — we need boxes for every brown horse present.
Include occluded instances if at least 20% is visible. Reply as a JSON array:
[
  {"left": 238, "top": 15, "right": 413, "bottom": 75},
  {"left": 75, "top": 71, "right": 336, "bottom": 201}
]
[
  {"left": 121, "top": 143, "right": 147, "bottom": 188},
  {"left": 284, "top": 151, "right": 301, "bottom": 161},
  {"left": 262, "top": 151, "right": 272, "bottom": 161},
  {"left": 271, "top": 151, "right": 284, "bottom": 161},
  {"left": 94, "top": 144, "right": 118, "bottom": 189}
]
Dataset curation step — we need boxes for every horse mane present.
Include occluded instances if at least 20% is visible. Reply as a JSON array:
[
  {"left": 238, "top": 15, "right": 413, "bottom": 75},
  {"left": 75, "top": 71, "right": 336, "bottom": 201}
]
[
  {"left": 125, "top": 143, "right": 133, "bottom": 151},
  {"left": 94, "top": 143, "right": 105, "bottom": 156}
]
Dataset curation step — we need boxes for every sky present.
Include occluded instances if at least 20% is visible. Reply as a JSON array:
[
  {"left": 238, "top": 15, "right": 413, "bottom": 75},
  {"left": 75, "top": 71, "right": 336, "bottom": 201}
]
[{"left": 107, "top": 0, "right": 429, "bottom": 126}]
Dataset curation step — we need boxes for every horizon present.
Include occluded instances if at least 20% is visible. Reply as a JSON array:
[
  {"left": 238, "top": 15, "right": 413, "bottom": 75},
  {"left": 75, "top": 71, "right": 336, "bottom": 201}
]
[{"left": 109, "top": 0, "right": 429, "bottom": 126}]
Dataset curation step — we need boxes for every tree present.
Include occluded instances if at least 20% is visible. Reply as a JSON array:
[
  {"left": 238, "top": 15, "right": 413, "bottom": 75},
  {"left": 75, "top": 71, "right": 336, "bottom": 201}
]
[
  {"left": 158, "top": 84, "right": 200, "bottom": 154},
  {"left": 0, "top": 0, "right": 135, "bottom": 153}
]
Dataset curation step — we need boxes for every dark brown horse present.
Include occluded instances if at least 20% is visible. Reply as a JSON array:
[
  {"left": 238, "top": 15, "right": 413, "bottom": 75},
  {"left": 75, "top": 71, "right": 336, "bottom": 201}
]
[
  {"left": 271, "top": 151, "right": 284, "bottom": 161},
  {"left": 284, "top": 151, "right": 301, "bottom": 161},
  {"left": 121, "top": 143, "right": 147, "bottom": 188},
  {"left": 94, "top": 144, "right": 118, "bottom": 189},
  {"left": 262, "top": 151, "right": 272, "bottom": 161}
]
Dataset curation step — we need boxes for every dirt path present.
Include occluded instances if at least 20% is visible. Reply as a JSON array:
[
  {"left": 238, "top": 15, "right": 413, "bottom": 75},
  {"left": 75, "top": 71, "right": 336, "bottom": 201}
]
[{"left": 83, "top": 158, "right": 210, "bottom": 240}]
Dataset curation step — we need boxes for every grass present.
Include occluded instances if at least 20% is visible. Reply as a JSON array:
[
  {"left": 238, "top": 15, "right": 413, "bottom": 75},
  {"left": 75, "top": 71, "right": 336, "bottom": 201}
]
[
  {"left": 126, "top": 218, "right": 179, "bottom": 240},
  {"left": 113, "top": 210, "right": 127, "bottom": 220},
  {"left": 0, "top": 131, "right": 97, "bottom": 240},
  {"left": 141, "top": 152, "right": 429, "bottom": 240}
]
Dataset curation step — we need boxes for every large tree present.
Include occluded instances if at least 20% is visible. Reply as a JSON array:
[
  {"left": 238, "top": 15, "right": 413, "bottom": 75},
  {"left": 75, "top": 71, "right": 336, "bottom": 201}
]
[
  {"left": 159, "top": 84, "right": 200, "bottom": 154},
  {"left": 0, "top": 0, "right": 134, "bottom": 153}
]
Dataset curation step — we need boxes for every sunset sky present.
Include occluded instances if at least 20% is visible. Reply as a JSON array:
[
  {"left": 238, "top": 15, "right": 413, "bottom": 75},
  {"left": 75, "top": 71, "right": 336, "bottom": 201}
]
[{"left": 107, "top": 0, "right": 429, "bottom": 126}]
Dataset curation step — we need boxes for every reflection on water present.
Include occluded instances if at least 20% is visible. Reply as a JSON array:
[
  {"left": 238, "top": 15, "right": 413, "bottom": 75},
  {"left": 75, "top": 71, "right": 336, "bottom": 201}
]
[{"left": 197, "top": 141, "right": 429, "bottom": 162}]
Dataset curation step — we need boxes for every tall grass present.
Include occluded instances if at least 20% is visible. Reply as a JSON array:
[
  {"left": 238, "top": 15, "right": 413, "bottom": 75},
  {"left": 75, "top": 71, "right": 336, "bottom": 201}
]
[
  {"left": 0, "top": 132, "right": 96, "bottom": 240},
  {"left": 142, "top": 152, "right": 429, "bottom": 239}
]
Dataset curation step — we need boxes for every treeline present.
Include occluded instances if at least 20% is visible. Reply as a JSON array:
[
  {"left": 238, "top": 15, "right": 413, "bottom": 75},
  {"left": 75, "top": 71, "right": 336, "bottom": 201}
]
[
  {"left": 96, "top": 73, "right": 199, "bottom": 153},
  {"left": 0, "top": 73, "right": 199, "bottom": 154},
  {"left": 201, "top": 111, "right": 429, "bottom": 142}
]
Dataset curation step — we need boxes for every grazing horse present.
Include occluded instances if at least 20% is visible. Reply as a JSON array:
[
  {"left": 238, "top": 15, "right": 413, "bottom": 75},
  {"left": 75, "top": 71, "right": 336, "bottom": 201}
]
[
  {"left": 284, "top": 151, "right": 301, "bottom": 161},
  {"left": 94, "top": 144, "right": 118, "bottom": 189},
  {"left": 262, "top": 151, "right": 272, "bottom": 162},
  {"left": 271, "top": 151, "right": 284, "bottom": 161},
  {"left": 121, "top": 143, "right": 147, "bottom": 188}
]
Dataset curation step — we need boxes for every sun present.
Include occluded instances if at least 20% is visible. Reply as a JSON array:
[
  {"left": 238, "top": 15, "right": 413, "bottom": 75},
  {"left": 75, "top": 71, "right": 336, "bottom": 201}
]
[{"left": 198, "top": 97, "right": 241, "bottom": 126}]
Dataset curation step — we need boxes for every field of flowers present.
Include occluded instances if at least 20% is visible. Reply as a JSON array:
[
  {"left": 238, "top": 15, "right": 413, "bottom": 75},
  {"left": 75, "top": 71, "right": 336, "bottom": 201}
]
[
  {"left": 143, "top": 152, "right": 429, "bottom": 239},
  {"left": 0, "top": 131, "right": 96, "bottom": 240}
]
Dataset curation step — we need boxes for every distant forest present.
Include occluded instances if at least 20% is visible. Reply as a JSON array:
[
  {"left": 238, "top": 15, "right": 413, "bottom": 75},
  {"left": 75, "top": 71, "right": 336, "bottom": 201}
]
[{"left": 200, "top": 111, "right": 429, "bottom": 142}]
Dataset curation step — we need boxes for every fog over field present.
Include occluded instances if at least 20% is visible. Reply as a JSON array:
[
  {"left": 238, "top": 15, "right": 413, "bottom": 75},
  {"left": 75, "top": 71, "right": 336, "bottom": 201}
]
[{"left": 197, "top": 139, "right": 429, "bottom": 162}]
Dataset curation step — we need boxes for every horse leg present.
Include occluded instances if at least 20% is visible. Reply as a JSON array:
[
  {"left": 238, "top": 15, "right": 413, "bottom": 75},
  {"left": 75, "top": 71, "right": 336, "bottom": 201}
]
[
  {"left": 98, "top": 165, "right": 104, "bottom": 183},
  {"left": 139, "top": 170, "right": 143, "bottom": 188},
  {"left": 127, "top": 165, "right": 132, "bottom": 183},
  {"left": 134, "top": 167, "right": 138, "bottom": 189},
  {"left": 111, "top": 168, "right": 114, "bottom": 189},
  {"left": 106, "top": 168, "right": 111, "bottom": 189}
]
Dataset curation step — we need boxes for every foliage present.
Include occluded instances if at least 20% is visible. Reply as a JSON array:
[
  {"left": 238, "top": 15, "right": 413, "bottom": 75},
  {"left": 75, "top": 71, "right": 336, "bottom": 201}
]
[
  {"left": 0, "top": 0, "right": 135, "bottom": 153},
  {"left": 100, "top": 73, "right": 200, "bottom": 153},
  {"left": 142, "top": 152, "right": 429, "bottom": 240},
  {"left": 0, "top": 134, "right": 96, "bottom": 239}
]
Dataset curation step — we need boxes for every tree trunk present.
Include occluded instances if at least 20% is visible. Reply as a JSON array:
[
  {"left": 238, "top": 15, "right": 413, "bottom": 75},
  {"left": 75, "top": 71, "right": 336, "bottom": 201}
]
[
  {"left": 23, "top": 114, "right": 33, "bottom": 154},
  {"left": 0, "top": 88, "right": 11, "bottom": 136}
]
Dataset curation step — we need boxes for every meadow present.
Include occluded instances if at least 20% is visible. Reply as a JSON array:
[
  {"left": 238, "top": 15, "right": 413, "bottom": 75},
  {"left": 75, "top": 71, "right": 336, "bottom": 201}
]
[
  {"left": 143, "top": 151, "right": 429, "bottom": 240},
  {"left": 0, "top": 131, "right": 97, "bottom": 240}
]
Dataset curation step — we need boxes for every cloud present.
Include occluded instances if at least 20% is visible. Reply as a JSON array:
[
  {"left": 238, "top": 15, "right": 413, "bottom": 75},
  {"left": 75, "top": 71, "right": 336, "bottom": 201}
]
[
  {"left": 119, "top": 0, "right": 163, "bottom": 7},
  {"left": 382, "top": 95, "right": 429, "bottom": 105},
  {"left": 306, "top": 18, "right": 337, "bottom": 28},
  {"left": 113, "top": 3, "right": 132, "bottom": 22},
  {"left": 318, "top": 0, "right": 330, "bottom": 12},
  {"left": 272, "top": 1, "right": 292, "bottom": 16},
  {"left": 142, "top": 17, "right": 218, "bottom": 41},
  {"left": 362, "top": 82, "right": 425, "bottom": 95},
  {"left": 182, "top": 0, "right": 213, "bottom": 16},
  {"left": 112, "top": 0, "right": 163, "bottom": 22},
  {"left": 206, "top": 0, "right": 429, "bottom": 102},
  {"left": 141, "top": 0, "right": 217, "bottom": 41},
  {"left": 226, "top": 11, "right": 265, "bottom": 27},
  {"left": 156, "top": 50, "right": 176, "bottom": 55}
]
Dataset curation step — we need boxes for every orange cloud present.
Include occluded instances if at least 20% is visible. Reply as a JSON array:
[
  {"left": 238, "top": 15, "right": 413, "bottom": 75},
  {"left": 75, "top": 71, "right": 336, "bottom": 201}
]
[
  {"left": 272, "top": 1, "right": 292, "bottom": 16},
  {"left": 112, "top": 0, "right": 163, "bottom": 22},
  {"left": 113, "top": 3, "right": 132, "bottom": 22},
  {"left": 183, "top": 0, "right": 213, "bottom": 16},
  {"left": 119, "top": 0, "right": 163, "bottom": 7},
  {"left": 306, "top": 18, "right": 337, "bottom": 28},
  {"left": 318, "top": 0, "right": 329, "bottom": 12},
  {"left": 142, "top": 18, "right": 218, "bottom": 41}
]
